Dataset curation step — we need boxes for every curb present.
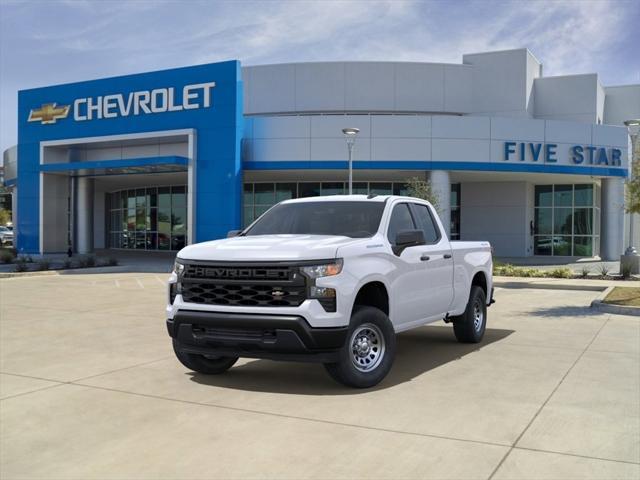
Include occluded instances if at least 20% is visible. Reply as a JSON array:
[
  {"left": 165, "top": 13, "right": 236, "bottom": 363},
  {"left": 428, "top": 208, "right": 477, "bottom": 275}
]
[
  {"left": 590, "top": 286, "right": 640, "bottom": 316},
  {"left": 0, "top": 265, "right": 130, "bottom": 279},
  {"left": 493, "top": 279, "right": 606, "bottom": 292}
]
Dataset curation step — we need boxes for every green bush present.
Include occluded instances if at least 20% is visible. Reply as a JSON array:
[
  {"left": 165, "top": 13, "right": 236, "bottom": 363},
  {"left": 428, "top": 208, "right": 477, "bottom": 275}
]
[
  {"left": 36, "top": 259, "right": 50, "bottom": 271},
  {"left": 549, "top": 267, "right": 573, "bottom": 279},
  {"left": 621, "top": 262, "right": 633, "bottom": 280},
  {"left": 599, "top": 264, "right": 610, "bottom": 278},
  {"left": 0, "top": 250, "right": 14, "bottom": 264},
  {"left": 493, "top": 264, "right": 547, "bottom": 278},
  {"left": 14, "top": 261, "right": 28, "bottom": 272},
  {"left": 62, "top": 259, "right": 73, "bottom": 269},
  {"left": 107, "top": 257, "right": 118, "bottom": 266}
]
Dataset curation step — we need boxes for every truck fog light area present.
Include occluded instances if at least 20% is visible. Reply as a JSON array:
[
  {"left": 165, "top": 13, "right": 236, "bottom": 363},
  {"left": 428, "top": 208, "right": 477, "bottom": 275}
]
[
  {"left": 310, "top": 286, "right": 336, "bottom": 298},
  {"left": 169, "top": 283, "right": 181, "bottom": 304},
  {"left": 310, "top": 287, "right": 336, "bottom": 312}
]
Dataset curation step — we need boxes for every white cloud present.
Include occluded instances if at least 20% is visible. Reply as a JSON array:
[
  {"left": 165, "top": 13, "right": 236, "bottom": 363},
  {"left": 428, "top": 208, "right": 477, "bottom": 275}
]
[{"left": 1, "top": 0, "right": 638, "bottom": 151}]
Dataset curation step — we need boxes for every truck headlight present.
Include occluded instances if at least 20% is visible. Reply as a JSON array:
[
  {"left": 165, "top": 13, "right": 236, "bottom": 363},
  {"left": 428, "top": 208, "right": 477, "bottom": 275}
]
[
  {"left": 173, "top": 260, "right": 185, "bottom": 276},
  {"left": 300, "top": 259, "right": 343, "bottom": 279}
]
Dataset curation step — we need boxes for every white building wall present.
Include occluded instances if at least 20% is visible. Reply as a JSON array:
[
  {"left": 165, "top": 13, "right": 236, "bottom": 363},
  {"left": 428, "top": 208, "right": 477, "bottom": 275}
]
[
  {"left": 603, "top": 85, "right": 640, "bottom": 126},
  {"left": 534, "top": 74, "right": 600, "bottom": 123},
  {"left": 460, "top": 182, "right": 530, "bottom": 257}
]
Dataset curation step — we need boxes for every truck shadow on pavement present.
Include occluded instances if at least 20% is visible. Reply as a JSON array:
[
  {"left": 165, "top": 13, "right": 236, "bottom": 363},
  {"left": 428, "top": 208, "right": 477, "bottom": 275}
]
[{"left": 188, "top": 325, "right": 513, "bottom": 395}]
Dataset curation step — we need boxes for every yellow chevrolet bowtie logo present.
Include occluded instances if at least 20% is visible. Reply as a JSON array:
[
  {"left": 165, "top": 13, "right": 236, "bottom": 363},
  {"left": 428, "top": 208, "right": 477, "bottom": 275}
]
[{"left": 28, "top": 103, "right": 70, "bottom": 124}]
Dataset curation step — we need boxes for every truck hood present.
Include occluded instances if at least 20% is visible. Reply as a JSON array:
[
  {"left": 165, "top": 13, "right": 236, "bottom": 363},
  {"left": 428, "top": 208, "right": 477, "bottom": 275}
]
[{"left": 177, "top": 235, "right": 360, "bottom": 262}]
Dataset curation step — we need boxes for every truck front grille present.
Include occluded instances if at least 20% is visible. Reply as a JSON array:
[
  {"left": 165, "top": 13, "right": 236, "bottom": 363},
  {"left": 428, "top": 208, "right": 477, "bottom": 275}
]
[{"left": 180, "top": 262, "right": 307, "bottom": 307}]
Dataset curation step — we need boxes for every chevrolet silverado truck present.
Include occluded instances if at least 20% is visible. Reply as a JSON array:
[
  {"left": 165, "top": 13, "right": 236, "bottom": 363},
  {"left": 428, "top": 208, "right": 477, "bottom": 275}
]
[{"left": 167, "top": 195, "right": 493, "bottom": 388}]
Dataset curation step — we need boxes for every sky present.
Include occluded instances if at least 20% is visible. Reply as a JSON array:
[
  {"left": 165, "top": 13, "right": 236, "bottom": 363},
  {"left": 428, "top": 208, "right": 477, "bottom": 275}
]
[{"left": 1, "top": 0, "right": 639, "bottom": 153}]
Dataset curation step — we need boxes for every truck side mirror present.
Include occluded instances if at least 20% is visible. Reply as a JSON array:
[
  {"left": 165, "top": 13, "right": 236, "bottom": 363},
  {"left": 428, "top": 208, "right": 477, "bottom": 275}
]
[
  {"left": 393, "top": 229, "right": 425, "bottom": 255},
  {"left": 227, "top": 229, "right": 242, "bottom": 238}
]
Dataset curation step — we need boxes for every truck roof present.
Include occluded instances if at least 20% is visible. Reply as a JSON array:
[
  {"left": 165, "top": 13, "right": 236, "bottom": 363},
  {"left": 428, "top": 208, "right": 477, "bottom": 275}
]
[{"left": 280, "top": 194, "right": 430, "bottom": 204}]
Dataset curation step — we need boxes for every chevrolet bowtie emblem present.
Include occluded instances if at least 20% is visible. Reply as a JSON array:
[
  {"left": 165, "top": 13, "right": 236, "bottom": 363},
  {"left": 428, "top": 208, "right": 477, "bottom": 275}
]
[{"left": 28, "top": 103, "right": 70, "bottom": 124}]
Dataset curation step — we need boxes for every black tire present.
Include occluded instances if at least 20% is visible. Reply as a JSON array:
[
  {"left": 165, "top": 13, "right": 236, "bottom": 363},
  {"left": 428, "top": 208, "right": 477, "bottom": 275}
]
[
  {"left": 172, "top": 339, "right": 238, "bottom": 374},
  {"left": 324, "top": 306, "right": 396, "bottom": 388},
  {"left": 452, "top": 286, "right": 487, "bottom": 343}
]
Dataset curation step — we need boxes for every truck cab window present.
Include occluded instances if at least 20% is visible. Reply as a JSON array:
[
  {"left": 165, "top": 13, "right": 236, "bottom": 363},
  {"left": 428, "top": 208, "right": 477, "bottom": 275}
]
[
  {"left": 411, "top": 204, "right": 440, "bottom": 244},
  {"left": 387, "top": 203, "right": 415, "bottom": 244}
]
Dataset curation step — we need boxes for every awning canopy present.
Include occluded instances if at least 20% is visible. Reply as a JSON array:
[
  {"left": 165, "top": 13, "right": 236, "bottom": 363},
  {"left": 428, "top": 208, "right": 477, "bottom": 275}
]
[{"left": 39, "top": 155, "right": 188, "bottom": 177}]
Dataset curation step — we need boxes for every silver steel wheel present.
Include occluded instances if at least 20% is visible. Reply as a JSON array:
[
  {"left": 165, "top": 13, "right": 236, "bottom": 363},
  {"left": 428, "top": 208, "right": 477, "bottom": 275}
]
[
  {"left": 349, "top": 323, "right": 386, "bottom": 373},
  {"left": 473, "top": 300, "right": 484, "bottom": 333}
]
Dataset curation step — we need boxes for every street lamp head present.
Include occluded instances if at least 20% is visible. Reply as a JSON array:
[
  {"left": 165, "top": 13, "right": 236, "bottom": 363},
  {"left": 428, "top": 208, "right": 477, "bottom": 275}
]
[
  {"left": 624, "top": 119, "right": 640, "bottom": 136},
  {"left": 342, "top": 127, "right": 359, "bottom": 147}
]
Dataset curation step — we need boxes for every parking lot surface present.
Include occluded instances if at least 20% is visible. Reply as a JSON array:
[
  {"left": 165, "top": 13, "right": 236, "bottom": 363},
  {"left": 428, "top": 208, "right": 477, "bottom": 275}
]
[{"left": 1, "top": 273, "right": 638, "bottom": 479}]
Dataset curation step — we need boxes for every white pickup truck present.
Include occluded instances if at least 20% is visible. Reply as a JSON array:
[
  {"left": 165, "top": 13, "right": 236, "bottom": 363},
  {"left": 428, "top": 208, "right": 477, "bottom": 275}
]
[{"left": 167, "top": 195, "right": 493, "bottom": 388}]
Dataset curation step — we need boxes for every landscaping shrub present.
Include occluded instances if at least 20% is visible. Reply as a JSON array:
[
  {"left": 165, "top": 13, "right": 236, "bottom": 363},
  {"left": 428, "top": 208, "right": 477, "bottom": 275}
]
[
  {"left": 107, "top": 257, "right": 118, "bottom": 266},
  {"left": 580, "top": 266, "right": 591, "bottom": 278},
  {"left": 549, "top": 267, "right": 573, "bottom": 279},
  {"left": 62, "top": 259, "right": 73, "bottom": 269},
  {"left": 14, "top": 260, "right": 28, "bottom": 272},
  {"left": 599, "top": 264, "right": 610, "bottom": 278},
  {"left": 621, "top": 262, "right": 633, "bottom": 280},
  {"left": 36, "top": 259, "right": 50, "bottom": 271},
  {"left": 0, "top": 250, "right": 14, "bottom": 264}
]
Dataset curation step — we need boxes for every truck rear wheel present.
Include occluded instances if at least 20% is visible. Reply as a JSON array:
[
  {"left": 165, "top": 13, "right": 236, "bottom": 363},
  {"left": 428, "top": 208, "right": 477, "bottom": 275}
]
[
  {"left": 452, "top": 286, "right": 486, "bottom": 343},
  {"left": 172, "top": 339, "right": 238, "bottom": 374},
  {"left": 324, "top": 306, "right": 396, "bottom": 388}
]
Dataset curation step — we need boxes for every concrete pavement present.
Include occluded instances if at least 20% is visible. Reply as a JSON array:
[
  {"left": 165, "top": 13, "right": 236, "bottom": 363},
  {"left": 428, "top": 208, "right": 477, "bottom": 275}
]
[{"left": 1, "top": 274, "right": 638, "bottom": 479}]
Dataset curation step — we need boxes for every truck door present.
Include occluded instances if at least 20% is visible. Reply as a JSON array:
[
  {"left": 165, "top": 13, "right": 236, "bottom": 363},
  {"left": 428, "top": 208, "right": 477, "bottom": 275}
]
[
  {"left": 387, "top": 202, "right": 432, "bottom": 326},
  {"left": 409, "top": 202, "right": 454, "bottom": 319}
]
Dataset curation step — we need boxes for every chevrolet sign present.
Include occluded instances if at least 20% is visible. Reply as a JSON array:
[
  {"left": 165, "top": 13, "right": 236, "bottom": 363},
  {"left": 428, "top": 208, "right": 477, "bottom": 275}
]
[{"left": 28, "top": 81, "right": 216, "bottom": 124}]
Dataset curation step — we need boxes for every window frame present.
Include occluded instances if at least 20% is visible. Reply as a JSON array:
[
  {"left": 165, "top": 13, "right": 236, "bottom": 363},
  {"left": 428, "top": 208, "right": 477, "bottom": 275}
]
[{"left": 408, "top": 202, "right": 442, "bottom": 245}]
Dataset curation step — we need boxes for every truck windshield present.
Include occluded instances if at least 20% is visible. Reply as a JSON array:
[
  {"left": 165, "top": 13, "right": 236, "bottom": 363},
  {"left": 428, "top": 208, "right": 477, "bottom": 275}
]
[{"left": 244, "top": 201, "right": 385, "bottom": 238}]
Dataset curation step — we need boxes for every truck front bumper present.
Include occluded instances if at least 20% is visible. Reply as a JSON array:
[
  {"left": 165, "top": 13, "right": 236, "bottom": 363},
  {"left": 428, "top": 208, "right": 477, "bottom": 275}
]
[{"left": 168, "top": 310, "right": 348, "bottom": 363}]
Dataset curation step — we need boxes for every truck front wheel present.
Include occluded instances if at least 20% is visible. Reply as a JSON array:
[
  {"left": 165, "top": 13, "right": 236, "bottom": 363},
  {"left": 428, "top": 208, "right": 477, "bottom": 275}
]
[
  {"left": 172, "top": 339, "right": 238, "bottom": 374},
  {"left": 452, "top": 286, "right": 487, "bottom": 343},
  {"left": 324, "top": 306, "right": 396, "bottom": 388}
]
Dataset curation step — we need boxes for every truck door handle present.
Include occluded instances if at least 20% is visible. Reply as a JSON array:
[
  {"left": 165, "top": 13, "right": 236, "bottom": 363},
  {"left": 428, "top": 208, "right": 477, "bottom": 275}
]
[
  {"left": 443, "top": 253, "right": 452, "bottom": 259},
  {"left": 420, "top": 255, "right": 430, "bottom": 261}
]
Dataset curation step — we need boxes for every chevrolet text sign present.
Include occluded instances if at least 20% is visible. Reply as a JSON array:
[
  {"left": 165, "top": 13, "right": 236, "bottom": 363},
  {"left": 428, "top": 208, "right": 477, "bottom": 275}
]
[{"left": 74, "top": 81, "right": 216, "bottom": 121}]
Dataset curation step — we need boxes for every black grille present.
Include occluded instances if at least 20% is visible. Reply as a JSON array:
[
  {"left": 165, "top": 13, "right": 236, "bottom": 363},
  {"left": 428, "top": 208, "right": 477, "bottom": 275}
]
[{"left": 180, "top": 263, "right": 306, "bottom": 307}]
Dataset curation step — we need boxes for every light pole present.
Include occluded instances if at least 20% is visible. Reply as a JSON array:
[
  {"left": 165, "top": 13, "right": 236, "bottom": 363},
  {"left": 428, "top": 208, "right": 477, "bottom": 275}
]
[
  {"left": 624, "top": 119, "right": 640, "bottom": 256},
  {"left": 342, "top": 127, "right": 360, "bottom": 194}
]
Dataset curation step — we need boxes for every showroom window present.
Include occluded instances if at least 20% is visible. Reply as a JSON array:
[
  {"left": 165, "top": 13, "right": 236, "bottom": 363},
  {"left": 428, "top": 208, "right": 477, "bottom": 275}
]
[
  {"left": 107, "top": 186, "right": 187, "bottom": 251},
  {"left": 533, "top": 184, "right": 600, "bottom": 256},
  {"left": 243, "top": 181, "right": 460, "bottom": 229},
  {"left": 450, "top": 184, "right": 461, "bottom": 240}
]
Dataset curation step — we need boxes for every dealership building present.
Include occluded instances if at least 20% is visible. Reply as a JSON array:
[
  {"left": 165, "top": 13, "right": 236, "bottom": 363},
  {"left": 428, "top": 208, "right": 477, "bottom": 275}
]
[{"left": 2, "top": 48, "right": 639, "bottom": 259}]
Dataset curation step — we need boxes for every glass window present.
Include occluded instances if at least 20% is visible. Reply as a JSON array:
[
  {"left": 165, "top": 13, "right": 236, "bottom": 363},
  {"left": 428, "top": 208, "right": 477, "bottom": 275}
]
[
  {"left": 275, "top": 183, "right": 296, "bottom": 201},
  {"left": 172, "top": 186, "right": 186, "bottom": 208},
  {"left": 254, "top": 183, "right": 275, "bottom": 204},
  {"left": 172, "top": 208, "right": 187, "bottom": 233},
  {"left": 245, "top": 201, "right": 385, "bottom": 238},
  {"left": 387, "top": 203, "right": 415, "bottom": 244},
  {"left": 573, "top": 236, "right": 593, "bottom": 256},
  {"left": 554, "top": 208, "right": 572, "bottom": 235},
  {"left": 411, "top": 204, "right": 440, "bottom": 244},
  {"left": 535, "top": 185, "right": 553, "bottom": 207},
  {"left": 553, "top": 237, "right": 571, "bottom": 256},
  {"left": 298, "top": 183, "right": 320, "bottom": 198},
  {"left": 393, "top": 183, "right": 409, "bottom": 196},
  {"left": 534, "top": 236, "right": 553, "bottom": 255},
  {"left": 321, "top": 182, "right": 344, "bottom": 196},
  {"left": 158, "top": 187, "right": 171, "bottom": 209},
  {"left": 534, "top": 208, "right": 552, "bottom": 235},
  {"left": 370, "top": 182, "right": 392, "bottom": 195},
  {"left": 573, "top": 208, "right": 593, "bottom": 235},
  {"left": 450, "top": 184, "right": 461, "bottom": 207},
  {"left": 554, "top": 185, "right": 573, "bottom": 207},
  {"left": 352, "top": 182, "right": 368, "bottom": 195},
  {"left": 574, "top": 185, "right": 593, "bottom": 207},
  {"left": 243, "top": 183, "right": 254, "bottom": 205}
]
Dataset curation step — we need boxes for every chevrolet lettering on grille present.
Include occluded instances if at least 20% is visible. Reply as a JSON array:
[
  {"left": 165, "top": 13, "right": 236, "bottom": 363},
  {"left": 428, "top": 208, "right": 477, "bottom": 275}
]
[{"left": 187, "top": 266, "right": 289, "bottom": 280}]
